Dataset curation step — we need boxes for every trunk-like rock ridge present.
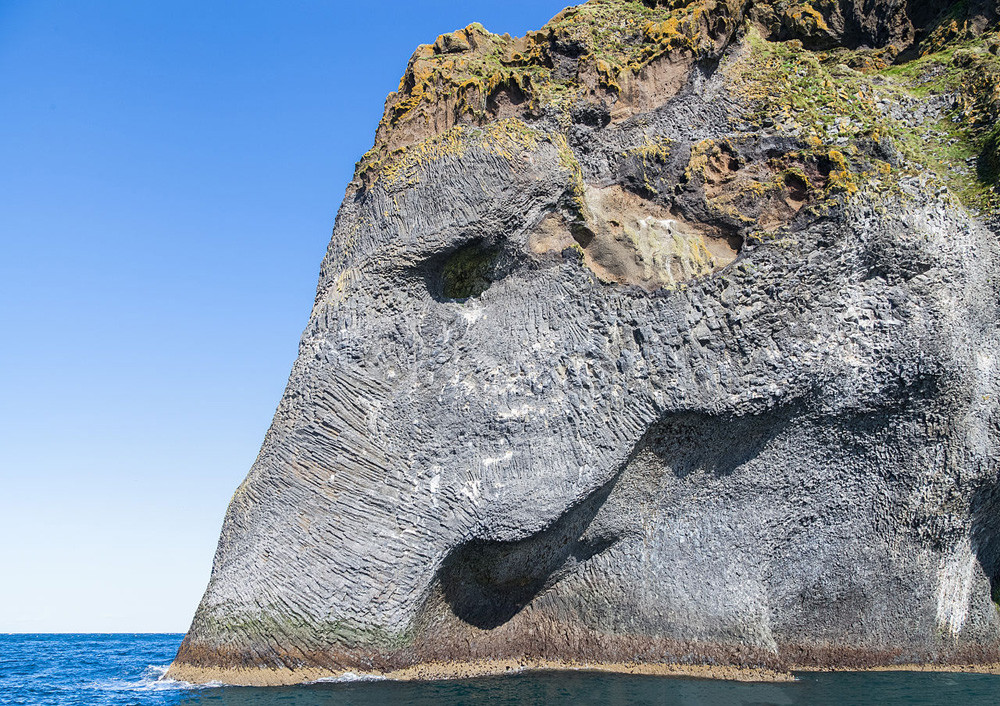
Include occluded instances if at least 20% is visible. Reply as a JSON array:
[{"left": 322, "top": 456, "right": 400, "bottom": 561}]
[{"left": 168, "top": 0, "right": 1000, "bottom": 685}]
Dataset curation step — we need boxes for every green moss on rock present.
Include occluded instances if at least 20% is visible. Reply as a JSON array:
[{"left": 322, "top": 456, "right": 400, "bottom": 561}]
[
  {"left": 441, "top": 243, "right": 500, "bottom": 300},
  {"left": 359, "top": 0, "right": 999, "bottom": 214}
]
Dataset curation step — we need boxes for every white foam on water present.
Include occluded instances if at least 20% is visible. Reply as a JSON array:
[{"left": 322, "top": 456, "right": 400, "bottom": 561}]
[{"left": 89, "top": 663, "right": 216, "bottom": 693}]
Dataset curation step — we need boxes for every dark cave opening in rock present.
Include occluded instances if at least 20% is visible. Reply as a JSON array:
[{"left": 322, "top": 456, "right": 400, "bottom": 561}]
[
  {"left": 437, "top": 537, "right": 561, "bottom": 630},
  {"left": 442, "top": 242, "right": 499, "bottom": 300},
  {"left": 425, "top": 240, "right": 503, "bottom": 302},
  {"left": 436, "top": 482, "right": 619, "bottom": 629}
]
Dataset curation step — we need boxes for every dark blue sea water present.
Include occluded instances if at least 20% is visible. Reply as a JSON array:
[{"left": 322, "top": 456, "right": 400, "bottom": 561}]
[{"left": 4, "top": 634, "right": 1000, "bottom": 706}]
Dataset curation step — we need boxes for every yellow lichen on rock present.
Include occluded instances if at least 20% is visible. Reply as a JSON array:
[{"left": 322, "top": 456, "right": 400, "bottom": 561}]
[
  {"left": 360, "top": 0, "right": 748, "bottom": 169},
  {"left": 781, "top": 3, "right": 833, "bottom": 44},
  {"left": 628, "top": 135, "right": 673, "bottom": 163},
  {"left": 358, "top": 118, "right": 552, "bottom": 189},
  {"left": 819, "top": 148, "right": 858, "bottom": 195}
]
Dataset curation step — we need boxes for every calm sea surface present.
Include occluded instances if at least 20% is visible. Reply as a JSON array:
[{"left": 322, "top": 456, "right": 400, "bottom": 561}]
[{"left": 3, "top": 634, "right": 1000, "bottom": 705}]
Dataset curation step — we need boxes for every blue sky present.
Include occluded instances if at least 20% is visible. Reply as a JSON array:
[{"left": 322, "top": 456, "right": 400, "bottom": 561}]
[{"left": 0, "top": 0, "right": 570, "bottom": 633}]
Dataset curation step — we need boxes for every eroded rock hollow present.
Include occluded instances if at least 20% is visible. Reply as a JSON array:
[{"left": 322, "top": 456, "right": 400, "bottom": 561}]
[{"left": 169, "top": 0, "right": 1000, "bottom": 685}]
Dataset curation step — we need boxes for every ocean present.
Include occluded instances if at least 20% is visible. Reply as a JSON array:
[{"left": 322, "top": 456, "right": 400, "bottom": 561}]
[{"left": 3, "top": 634, "right": 1000, "bottom": 705}]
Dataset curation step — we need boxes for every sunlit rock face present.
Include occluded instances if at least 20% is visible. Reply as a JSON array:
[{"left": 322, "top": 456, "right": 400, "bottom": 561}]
[{"left": 169, "top": 0, "right": 1000, "bottom": 685}]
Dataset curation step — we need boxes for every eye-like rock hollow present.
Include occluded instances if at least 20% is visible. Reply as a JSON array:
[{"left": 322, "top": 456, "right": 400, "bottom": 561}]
[{"left": 168, "top": 0, "right": 1000, "bottom": 686}]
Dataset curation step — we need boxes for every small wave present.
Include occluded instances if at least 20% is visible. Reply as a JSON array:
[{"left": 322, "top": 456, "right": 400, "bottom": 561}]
[
  {"left": 89, "top": 664, "right": 216, "bottom": 693},
  {"left": 144, "top": 665, "right": 170, "bottom": 682},
  {"left": 311, "top": 671, "right": 388, "bottom": 684}
]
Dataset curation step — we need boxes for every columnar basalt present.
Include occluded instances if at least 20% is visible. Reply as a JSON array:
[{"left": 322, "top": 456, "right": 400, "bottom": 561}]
[{"left": 169, "top": 0, "right": 1000, "bottom": 685}]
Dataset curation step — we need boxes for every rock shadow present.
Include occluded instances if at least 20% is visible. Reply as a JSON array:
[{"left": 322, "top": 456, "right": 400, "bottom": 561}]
[
  {"left": 436, "top": 480, "right": 619, "bottom": 629},
  {"left": 641, "top": 409, "right": 791, "bottom": 478},
  {"left": 970, "top": 482, "right": 1000, "bottom": 606}
]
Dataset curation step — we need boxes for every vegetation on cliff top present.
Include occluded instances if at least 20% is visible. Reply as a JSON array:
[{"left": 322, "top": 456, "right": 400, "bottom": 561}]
[
  {"left": 356, "top": 0, "right": 999, "bottom": 214},
  {"left": 356, "top": 0, "right": 742, "bottom": 176},
  {"left": 722, "top": 21, "right": 1000, "bottom": 212}
]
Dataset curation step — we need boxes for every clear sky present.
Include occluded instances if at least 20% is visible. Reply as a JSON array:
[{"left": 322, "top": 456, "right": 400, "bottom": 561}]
[{"left": 0, "top": 0, "right": 571, "bottom": 633}]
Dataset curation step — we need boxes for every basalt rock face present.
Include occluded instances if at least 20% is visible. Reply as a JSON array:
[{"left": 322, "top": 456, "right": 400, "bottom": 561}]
[{"left": 169, "top": 0, "right": 1000, "bottom": 684}]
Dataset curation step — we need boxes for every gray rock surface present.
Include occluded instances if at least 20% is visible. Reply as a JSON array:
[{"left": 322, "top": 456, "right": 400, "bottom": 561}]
[{"left": 168, "top": 0, "right": 1000, "bottom": 684}]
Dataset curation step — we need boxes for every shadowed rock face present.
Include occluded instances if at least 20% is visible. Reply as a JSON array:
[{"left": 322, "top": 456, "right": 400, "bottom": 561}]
[{"left": 169, "top": 0, "right": 1000, "bottom": 685}]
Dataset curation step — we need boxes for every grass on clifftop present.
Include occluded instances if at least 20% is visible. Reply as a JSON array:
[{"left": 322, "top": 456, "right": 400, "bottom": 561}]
[
  {"left": 359, "top": 0, "right": 742, "bottom": 168},
  {"left": 725, "top": 25, "right": 1000, "bottom": 213},
  {"left": 360, "top": 0, "right": 999, "bottom": 218}
]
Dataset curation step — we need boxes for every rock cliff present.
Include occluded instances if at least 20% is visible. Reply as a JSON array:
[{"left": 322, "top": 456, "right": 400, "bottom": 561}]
[{"left": 168, "top": 0, "right": 1000, "bottom": 685}]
